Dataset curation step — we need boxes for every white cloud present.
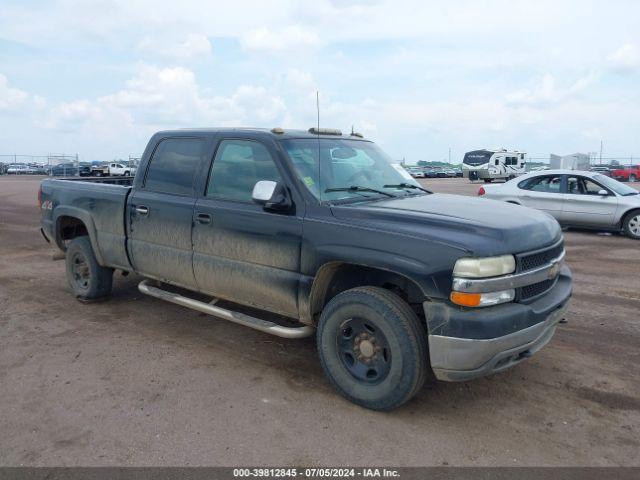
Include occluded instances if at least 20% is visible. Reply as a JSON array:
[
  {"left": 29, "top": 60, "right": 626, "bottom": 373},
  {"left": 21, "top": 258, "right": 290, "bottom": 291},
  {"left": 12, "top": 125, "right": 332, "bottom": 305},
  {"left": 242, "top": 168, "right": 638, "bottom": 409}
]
[
  {"left": 136, "top": 33, "right": 212, "bottom": 61},
  {"left": 607, "top": 43, "right": 640, "bottom": 72},
  {"left": 240, "top": 26, "right": 322, "bottom": 54},
  {"left": 506, "top": 72, "right": 599, "bottom": 106},
  {"left": 0, "top": 74, "right": 30, "bottom": 110},
  {"left": 43, "top": 65, "right": 287, "bottom": 133}
]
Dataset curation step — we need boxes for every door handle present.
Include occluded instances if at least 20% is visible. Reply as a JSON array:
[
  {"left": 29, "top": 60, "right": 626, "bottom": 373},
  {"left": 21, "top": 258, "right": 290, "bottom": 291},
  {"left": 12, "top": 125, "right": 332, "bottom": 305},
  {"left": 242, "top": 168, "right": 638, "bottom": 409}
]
[
  {"left": 195, "top": 212, "right": 212, "bottom": 224},
  {"left": 135, "top": 205, "right": 149, "bottom": 215}
]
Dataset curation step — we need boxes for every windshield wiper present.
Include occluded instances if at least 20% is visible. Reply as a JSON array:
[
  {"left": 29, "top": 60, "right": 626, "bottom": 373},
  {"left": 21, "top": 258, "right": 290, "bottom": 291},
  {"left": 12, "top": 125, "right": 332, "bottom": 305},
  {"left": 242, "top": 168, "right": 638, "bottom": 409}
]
[
  {"left": 383, "top": 182, "right": 432, "bottom": 194},
  {"left": 324, "top": 186, "right": 396, "bottom": 198}
]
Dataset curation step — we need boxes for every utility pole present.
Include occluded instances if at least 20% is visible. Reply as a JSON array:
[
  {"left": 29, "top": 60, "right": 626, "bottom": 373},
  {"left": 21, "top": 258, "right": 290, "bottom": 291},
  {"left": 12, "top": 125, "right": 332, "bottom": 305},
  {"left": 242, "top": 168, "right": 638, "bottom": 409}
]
[
  {"left": 448, "top": 147, "right": 451, "bottom": 164},
  {"left": 599, "top": 140, "right": 603, "bottom": 165}
]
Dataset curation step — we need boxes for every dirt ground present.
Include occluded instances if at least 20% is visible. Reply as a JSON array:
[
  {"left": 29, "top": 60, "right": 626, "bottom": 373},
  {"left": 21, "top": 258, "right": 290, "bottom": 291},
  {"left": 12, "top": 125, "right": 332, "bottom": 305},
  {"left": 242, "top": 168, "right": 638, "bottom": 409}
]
[{"left": 0, "top": 175, "right": 639, "bottom": 466}]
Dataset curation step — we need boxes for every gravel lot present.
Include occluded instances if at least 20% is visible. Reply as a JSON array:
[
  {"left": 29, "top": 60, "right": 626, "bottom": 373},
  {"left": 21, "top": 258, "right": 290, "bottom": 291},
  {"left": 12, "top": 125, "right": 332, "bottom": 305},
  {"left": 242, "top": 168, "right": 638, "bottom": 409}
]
[{"left": 1, "top": 175, "right": 639, "bottom": 466}]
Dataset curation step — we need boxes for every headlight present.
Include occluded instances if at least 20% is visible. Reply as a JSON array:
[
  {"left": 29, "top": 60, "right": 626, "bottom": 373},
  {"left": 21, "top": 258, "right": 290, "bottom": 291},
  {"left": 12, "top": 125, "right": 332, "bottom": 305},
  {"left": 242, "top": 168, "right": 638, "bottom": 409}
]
[{"left": 453, "top": 254, "right": 516, "bottom": 278}]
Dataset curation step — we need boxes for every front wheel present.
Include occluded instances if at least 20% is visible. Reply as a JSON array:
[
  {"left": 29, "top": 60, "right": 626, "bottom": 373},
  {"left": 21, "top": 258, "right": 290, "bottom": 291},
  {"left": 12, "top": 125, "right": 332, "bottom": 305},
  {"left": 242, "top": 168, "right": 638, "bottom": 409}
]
[
  {"left": 623, "top": 211, "right": 640, "bottom": 240},
  {"left": 65, "top": 236, "right": 114, "bottom": 299},
  {"left": 317, "top": 286, "right": 428, "bottom": 411}
]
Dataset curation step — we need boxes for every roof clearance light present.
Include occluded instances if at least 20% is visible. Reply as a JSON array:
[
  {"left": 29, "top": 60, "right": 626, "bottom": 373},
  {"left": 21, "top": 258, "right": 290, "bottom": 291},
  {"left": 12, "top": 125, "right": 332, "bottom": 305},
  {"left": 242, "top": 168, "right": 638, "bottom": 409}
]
[{"left": 308, "top": 127, "right": 342, "bottom": 136}]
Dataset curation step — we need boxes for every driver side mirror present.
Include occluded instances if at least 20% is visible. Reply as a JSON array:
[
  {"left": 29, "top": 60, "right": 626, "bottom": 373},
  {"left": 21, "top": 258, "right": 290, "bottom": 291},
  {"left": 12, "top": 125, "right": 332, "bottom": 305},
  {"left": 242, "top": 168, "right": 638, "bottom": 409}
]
[
  {"left": 252, "top": 180, "right": 292, "bottom": 211},
  {"left": 598, "top": 189, "right": 609, "bottom": 196}
]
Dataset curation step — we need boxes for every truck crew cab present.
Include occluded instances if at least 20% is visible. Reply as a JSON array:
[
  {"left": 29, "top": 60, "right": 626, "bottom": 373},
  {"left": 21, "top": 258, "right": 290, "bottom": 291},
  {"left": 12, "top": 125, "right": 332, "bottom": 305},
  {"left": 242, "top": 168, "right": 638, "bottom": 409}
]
[{"left": 40, "top": 128, "right": 571, "bottom": 410}]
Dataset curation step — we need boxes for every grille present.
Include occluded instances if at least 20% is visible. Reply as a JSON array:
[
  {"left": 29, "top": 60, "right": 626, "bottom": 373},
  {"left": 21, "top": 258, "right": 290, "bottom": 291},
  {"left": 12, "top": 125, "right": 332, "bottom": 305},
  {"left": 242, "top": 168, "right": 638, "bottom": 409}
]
[
  {"left": 518, "top": 241, "right": 564, "bottom": 272},
  {"left": 520, "top": 279, "right": 556, "bottom": 300}
]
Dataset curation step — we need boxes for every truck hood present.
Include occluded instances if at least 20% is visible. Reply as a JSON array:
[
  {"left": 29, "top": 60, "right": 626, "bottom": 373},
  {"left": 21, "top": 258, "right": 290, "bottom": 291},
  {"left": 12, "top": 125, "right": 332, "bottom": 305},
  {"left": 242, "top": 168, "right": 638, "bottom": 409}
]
[{"left": 331, "top": 193, "right": 561, "bottom": 256}]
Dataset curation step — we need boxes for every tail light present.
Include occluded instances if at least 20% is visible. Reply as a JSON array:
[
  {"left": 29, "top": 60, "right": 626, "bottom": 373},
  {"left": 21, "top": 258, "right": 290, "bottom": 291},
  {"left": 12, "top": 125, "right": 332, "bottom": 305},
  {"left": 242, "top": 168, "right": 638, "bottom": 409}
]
[{"left": 478, "top": 187, "right": 486, "bottom": 196}]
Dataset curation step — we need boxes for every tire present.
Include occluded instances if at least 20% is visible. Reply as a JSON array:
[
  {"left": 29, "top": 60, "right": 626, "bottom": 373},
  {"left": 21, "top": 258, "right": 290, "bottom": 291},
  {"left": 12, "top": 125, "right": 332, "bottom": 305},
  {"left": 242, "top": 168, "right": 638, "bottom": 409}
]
[
  {"left": 124, "top": 171, "right": 130, "bottom": 176},
  {"left": 629, "top": 174, "right": 637, "bottom": 183},
  {"left": 623, "top": 210, "right": 640, "bottom": 240},
  {"left": 483, "top": 178, "right": 493, "bottom": 183},
  {"left": 65, "top": 236, "right": 114, "bottom": 299},
  {"left": 316, "top": 286, "right": 428, "bottom": 411}
]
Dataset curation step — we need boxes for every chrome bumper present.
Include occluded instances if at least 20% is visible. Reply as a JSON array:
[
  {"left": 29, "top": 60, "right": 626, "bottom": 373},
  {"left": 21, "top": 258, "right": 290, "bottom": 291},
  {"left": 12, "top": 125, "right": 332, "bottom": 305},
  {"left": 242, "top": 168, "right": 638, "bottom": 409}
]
[{"left": 429, "top": 301, "right": 569, "bottom": 382}]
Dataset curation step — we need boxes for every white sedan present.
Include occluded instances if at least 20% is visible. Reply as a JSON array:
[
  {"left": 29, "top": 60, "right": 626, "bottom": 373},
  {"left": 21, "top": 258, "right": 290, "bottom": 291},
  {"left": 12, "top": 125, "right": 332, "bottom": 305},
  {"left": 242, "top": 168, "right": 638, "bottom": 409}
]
[{"left": 478, "top": 169, "right": 640, "bottom": 239}]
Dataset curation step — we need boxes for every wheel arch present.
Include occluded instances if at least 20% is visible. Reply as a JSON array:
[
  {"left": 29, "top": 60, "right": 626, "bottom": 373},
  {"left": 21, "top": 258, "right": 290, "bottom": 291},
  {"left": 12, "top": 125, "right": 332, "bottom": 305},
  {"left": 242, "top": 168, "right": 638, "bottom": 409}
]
[
  {"left": 620, "top": 207, "right": 640, "bottom": 229},
  {"left": 306, "top": 261, "right": 428, "bottom": 325},
  {"left": 53, "top": 207, "right": 105, "bottom": 265}
]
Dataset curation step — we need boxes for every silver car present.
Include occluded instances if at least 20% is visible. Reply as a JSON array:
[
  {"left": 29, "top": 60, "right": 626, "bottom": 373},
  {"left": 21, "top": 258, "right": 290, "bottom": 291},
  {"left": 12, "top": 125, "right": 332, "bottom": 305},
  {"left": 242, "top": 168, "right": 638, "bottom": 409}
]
[{"left": 478, "top": 169, "right": 640, "bottom": 239}]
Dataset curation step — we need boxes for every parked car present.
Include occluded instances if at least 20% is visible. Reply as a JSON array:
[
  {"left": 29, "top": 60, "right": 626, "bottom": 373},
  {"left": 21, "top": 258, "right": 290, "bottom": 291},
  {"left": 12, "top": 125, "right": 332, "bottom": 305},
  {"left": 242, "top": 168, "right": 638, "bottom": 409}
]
[
  {"left": 589, "top": 166, "right": 611, "bottom": 177},
  {"left": 40, "top": 127, "right": 571, "bottom": 410},
  {"left": 478, "top": 169, "right": 640, "bottom": 239},
  {"left": 423, "top": 168, "right": 438, "bottom": 178},
  {"left": 610, "top": 165, "right": 640, "bottom": 183},
  {"left": 409, "top": 169, "right": 425, "bottom": 178},
  {"left": 51, "top": 163, "right": 79, "bottom": 176},
  {"left": 442, "top": 168, "right": 457, "bottom": 178},
  {"left": 91, "top": 162, "right": 135, "bottom": 177}
]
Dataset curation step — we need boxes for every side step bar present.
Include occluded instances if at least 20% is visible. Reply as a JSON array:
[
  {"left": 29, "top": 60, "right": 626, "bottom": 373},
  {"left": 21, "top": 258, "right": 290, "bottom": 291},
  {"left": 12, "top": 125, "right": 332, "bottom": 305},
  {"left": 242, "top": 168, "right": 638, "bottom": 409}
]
[{"left": 138, "top": 279, "right": 315, "bottom": 339}]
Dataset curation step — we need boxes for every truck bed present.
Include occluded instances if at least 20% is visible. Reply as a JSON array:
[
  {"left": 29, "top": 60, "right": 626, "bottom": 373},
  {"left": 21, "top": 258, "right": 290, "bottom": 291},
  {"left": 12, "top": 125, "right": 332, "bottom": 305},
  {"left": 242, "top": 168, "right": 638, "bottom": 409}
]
[{"left": 40, "top": 176, "right": 134, "bottom": 271}]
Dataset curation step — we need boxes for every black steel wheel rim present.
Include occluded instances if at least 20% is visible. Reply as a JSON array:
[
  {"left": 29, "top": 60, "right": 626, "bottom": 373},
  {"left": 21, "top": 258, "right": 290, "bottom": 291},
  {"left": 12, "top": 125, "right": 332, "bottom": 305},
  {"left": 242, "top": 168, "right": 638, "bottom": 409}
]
[
  {"left": 337, "top": 317, "right": 391, "bottom": 385},
  {"left": 71, "top": 252, "right": 90, "bottom": 290}
]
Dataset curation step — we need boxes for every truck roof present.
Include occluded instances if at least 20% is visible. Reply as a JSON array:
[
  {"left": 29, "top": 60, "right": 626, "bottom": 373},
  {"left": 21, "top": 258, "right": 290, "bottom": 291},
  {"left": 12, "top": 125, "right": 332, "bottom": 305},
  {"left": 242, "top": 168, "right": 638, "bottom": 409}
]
[{"left": 154, "top": 127, "right": 369, "bottom": 141}]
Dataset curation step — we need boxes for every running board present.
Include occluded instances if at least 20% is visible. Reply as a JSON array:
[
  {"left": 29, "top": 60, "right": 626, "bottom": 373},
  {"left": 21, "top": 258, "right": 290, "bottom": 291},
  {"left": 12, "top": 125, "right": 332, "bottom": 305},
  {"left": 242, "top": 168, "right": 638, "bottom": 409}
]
[{"left": 138, "top": 279, "right": 315, "bottom": 339}]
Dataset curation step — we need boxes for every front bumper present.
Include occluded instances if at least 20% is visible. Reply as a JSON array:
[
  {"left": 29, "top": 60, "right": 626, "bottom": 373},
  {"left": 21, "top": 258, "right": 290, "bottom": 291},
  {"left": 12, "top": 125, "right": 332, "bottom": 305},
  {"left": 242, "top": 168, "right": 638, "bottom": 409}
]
[{"left": 424, "top": 266, "right": 572, "bottom": 382}]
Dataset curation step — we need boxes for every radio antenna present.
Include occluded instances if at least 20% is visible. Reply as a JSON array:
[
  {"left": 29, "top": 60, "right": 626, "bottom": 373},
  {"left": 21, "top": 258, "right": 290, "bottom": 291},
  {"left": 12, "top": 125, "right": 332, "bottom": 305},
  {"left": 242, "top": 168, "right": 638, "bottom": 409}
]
[
  {"left": 316, "top": 91, "right": 320, "bottom": 131},
  {"left": 316, "top": 91, "right": 321, "bottom": 202}
]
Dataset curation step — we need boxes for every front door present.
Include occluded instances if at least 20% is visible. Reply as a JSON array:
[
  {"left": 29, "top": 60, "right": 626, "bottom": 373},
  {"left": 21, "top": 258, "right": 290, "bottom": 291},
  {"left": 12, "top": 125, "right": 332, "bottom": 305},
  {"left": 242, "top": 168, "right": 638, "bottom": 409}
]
[
  {"left": 192, "top": 138, "right": 303, "bottom": 318},
  {"left": 128, "top": 136, "right": 209, "bottom": 288},
  {"left": 562, "top": 175, "right": 618, "bottom": 227}
]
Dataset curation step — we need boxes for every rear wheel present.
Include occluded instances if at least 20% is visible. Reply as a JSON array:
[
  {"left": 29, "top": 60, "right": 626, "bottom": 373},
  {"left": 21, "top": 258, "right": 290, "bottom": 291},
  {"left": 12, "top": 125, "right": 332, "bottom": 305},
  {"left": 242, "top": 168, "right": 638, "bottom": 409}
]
[
  {"left": 629, "top": 174, "right": 637, "bottom": 183},
  {"left": 623, "top": 211, "right": 640, "bottom": 240},
  {"left": 317, "top": 286, "right": 428, "bottom": 411},
  {"left": 483, "top": 178, "right": 493, "bottom": 183},
  {"left": 65, "top": 236, "right": 114, "bottom": 299}
]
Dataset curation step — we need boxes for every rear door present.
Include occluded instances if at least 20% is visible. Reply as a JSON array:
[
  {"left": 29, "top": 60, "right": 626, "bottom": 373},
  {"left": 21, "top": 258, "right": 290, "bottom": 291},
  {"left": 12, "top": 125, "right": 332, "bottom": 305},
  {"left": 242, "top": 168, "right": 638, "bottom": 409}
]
[
  {"left": 192, "top": 138, "right": 304, "bottom": 318},
  {"left": 562, "top": 174, "right": 618, "bottom": 227},
  {"left": 516, "top": 174, "right": 564, "bottom": 220},
  {"left": 128, "top": 136, "right": 210, "bottom": 288}
]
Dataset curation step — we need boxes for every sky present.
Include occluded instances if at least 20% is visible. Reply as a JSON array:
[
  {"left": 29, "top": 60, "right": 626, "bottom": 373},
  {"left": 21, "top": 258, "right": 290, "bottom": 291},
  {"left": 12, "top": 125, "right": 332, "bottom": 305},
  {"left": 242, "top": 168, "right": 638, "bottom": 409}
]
[{"left": 0, "top": 0, "right": 639, "bottom": 164}]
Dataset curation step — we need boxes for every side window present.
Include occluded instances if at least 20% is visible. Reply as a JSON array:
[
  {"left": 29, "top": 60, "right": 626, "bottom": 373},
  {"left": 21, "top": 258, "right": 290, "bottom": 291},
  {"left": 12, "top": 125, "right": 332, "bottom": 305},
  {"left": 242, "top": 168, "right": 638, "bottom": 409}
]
[
  {"left": 144, "top": 138, "right": 206, "bottom": 195},
  {"left": 495, "top": 157, "right": 500, "bottom": 165},
  {"left": 520, "top": 175, "right": 562, "bottom": 193},
  {"left": 567, "top": 176, "right": 607, "bottom": 195},
  {"left": 206, "top": 139, "right": 282, "bottom": 202}
]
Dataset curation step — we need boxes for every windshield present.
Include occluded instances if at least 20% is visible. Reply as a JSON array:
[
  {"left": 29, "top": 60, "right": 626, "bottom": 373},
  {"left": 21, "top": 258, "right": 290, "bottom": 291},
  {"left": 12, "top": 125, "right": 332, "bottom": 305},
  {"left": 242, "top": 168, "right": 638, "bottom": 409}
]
[
  {"left": 594, "top": 174, "right": 639, "bottom": 195},
  {"left": 279, "top": 138, "right": 422, "bottom": 201}
]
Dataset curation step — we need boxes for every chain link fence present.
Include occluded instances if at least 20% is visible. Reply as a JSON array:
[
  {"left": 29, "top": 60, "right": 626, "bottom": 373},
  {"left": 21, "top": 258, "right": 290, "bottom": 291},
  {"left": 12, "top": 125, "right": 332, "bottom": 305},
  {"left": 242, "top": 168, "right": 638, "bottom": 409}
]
[{"left": 0, "top": 154, "right": 141, "bottom": 176}]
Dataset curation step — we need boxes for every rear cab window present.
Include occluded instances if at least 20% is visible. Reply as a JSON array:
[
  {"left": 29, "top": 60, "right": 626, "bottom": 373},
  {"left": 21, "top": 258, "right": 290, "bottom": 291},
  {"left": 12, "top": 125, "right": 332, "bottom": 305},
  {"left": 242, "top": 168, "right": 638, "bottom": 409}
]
[{"left": 143, "top": 137, "right": 207, "bottom": 196}]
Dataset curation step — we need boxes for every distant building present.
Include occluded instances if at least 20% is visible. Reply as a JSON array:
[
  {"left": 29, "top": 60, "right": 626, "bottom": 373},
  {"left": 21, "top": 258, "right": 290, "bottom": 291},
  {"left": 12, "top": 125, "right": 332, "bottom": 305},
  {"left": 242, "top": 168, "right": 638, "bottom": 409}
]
[{"left": 549, "top": 153, "right": 590, "bottom": 170}]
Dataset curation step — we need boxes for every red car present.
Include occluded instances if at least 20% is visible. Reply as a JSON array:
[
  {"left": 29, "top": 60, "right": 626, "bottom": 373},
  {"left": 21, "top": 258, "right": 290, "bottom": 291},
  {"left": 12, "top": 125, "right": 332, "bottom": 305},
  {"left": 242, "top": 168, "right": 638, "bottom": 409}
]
[{"left": 610, "top": 165, "right": 640, "bottom": 183}]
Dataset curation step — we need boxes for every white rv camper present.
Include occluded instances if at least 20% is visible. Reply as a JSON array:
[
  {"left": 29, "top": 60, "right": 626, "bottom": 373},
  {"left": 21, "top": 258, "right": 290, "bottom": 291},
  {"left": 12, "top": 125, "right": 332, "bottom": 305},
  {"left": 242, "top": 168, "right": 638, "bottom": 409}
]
[{"left": 462, "top": 149, "right": 527, "bottom": 182}]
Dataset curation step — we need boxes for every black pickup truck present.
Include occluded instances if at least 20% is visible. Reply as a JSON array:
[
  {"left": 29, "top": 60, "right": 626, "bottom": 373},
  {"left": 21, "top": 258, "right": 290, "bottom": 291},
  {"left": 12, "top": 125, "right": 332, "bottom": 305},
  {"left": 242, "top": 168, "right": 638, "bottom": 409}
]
[{"left": 40, "top": 127, "right": 572, "bottom": 410}]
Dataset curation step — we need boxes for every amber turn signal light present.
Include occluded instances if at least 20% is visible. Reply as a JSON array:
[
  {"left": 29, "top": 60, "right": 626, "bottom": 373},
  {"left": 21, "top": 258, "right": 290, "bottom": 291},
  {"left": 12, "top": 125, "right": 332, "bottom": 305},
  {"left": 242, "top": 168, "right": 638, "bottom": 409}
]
[{"left": 450, "top": 291, "right": 482, "bottom": 307}]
